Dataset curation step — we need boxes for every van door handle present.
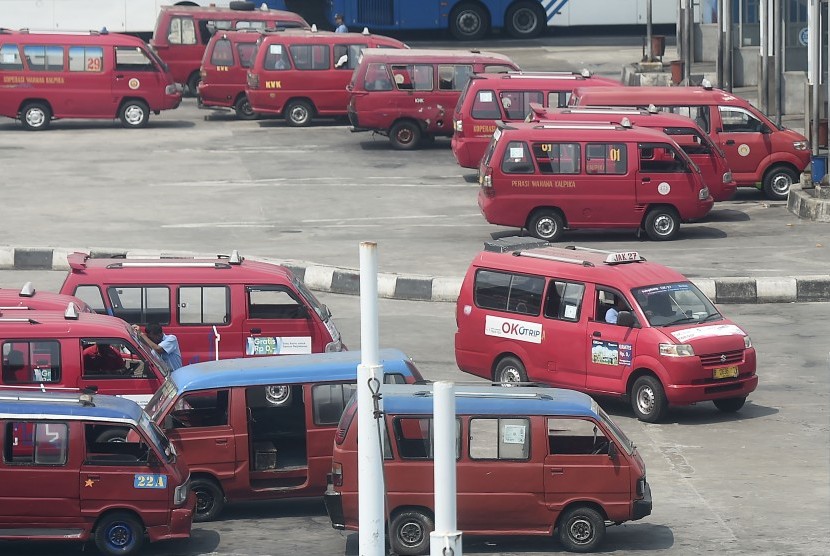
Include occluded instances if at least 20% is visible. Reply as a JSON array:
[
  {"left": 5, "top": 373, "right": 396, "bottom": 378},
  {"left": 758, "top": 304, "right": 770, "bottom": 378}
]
[
  {"left": 641, "top": 177, "right": 651, "bottom": 182},
  {"left": 115, "top": 74, "right": 124, "bottom": 79},
  {"left": 725, "top": 139, "right": 735, "bottom": 145},
  {"left": 250, "top": 328, "right": 261, "bottom": 334},
  {"left": 215, "top": 439, "right": 228, "bottom": 445},
  {"left": 550, "top": 468, "right": 564, "bottom": 475},
  {"left": 87, "top": 475, "right": 101, "bottom": 480},
  {"left": 593, "top": 331, "right": 601, "bottom": 337}
]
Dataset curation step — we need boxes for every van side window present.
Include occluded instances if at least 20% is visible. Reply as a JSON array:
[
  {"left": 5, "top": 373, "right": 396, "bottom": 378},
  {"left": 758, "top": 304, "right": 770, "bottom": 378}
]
[
  {"left": 543, "top": 281, "right": 585, "bottom": 322},
  {"left": 533, "top": 142, "right": 580, "bottom": 174},
  {"left": 473, "top": 269, "right": 544, "bottom": 316},
  {"left": 548, "top": 91, "right": 570, "bottom": 108},
  {"left": 68, "top": 46, "right": 103, "bottom": 72},
  {"left": 469, "top": 418, "right": 530, "bottom": 460},
  {"left": 595, "top": 288, "right": 630, "bottom": 324},
  {"left": 168, "top": 16, "right": 197, "bottom": 45},
  {"left": 107, "top": 286, "right": 171, "bottom": 325},
  {"left": 718, "top": 106, "right": 764, "bottom": 133},
  {"left": 168, "top": 390, "right": 229, "bottom": 428},
  {"left": 334, "top": 44, "right": 366, "bottom": 69},
  {"left": 179, "top": 286, "right": 229, "bottom": 325},
  {"left": 548, "top": 418, "right": 610, "bottom": 455},
  {"left": 73, "top": 285, "right": 107, "bottom": 314},
  {"left": 290, "top": 44, "right": 329, "bottom": 70},
  {"left": 639, "top": 144, "right": 686, "bottom": 173},
  {"left": 237, "top": 42, "right": 257, "bottom": 68},
  {"left": 471, "top": 89, "right": 501, "bottom": 119},
  {"left": 81, "top": 339, "right": 149, "bottom": 379},
  {"left": 499, "top": 90, "right": 543, "bottom": 120},
  {"left": 2, "top": 340, "right": 61, "bottom": 384},
  {"left": 85, "top": 424, "right": 151, "bottom": 465},
  {"left": 264, "top": 43, "right": 290, "bottom": 70},
  {"left": 0, "top": 44, "right": 24, "bottom": 70},
  {"left": 200, "top": 20, "right": 233, "bottom": 44},
  {"left": 664, "top": 127, "right": 710, "bottom": 155},
  {"left": 501, "top": 141, "right": 534, "bottom": 174},
  {"left": 4, "top": 422, "right": 68, "bottom": 465},
  {"left": 391, "top": 64, "right": 432, "bottom": 91},
  {"left": 247, "top": 287, "right": 306, "bottom": 319},
  {"left": 235, "top": 20, "right": 266, "bottom": 30},
  {"left": 586, "top": 142, "right": 627, "bottom": 175},
  {"left": 394, "top": 417, "right": 460, "bottom": 459},
  {"left": 22, "top": 45, "right": 64, "bottom": 71},
  {"left": 662, "top": 105, "right": 710, "bottom": 133},
  {"left": 211, "top": 38, "right": 234, "bottom": 66},
  {"left": 115, "top": 46, "right": 156, "bottom": 72},
  {"left": 483, "top": 65, "right": 514, "bottom": 73},
  {"left": 312, "top": 383, "right": 357, "bottom": 425},
  {"left": 438, "top": 64, "right": 473, "bottom": 90}
]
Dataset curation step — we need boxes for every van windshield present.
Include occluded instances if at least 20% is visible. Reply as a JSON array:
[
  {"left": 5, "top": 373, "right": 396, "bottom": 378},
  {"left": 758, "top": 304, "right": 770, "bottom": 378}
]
[
  {"left": 632, "top": 282, "right": 721, "bottom": 327},
  {"left": 146, "top": 379, "right": 179, "bottom": 422},
  {"left": 597, "top": 406, "right": 634, "bottom": 455},
  {"left": 292, "top": 276, "right": 331, "bottom": 321},
  {"left": 139, "top": 412, "right": 176, "bottom": 463}
]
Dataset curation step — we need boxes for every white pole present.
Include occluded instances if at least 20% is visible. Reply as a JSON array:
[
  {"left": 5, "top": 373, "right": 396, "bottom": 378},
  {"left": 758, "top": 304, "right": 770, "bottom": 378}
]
[
  {"left": 430, "top": 381, "right": 462, "bottom": 556},
  {"left": 358, "top": 241, "right": 385, "bottom": 556},
  {"left": 212, "top": 325, "right": 220, "bottom": 361}
]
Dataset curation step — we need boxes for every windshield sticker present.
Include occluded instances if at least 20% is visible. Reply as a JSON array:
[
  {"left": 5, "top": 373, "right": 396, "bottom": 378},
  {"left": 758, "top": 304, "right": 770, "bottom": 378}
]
[
  {"left": 658, "top": 182, "right": 671, "bottom": 195},
  {"left": 485, "top": 315, "right": 542, "bottom": 344},
  {"left": 638, "top": 283, "right": 692, "bottom": 295},
  {"left": 592, "top": 340, "right": 632, "bottom": 366},
  {"left": 246, "top": 336, "right": 312, "bottom": 355},
  {"left": 502, "top": 424, "right": 526, "bottom": 444},
  {"left": 671, "top": 324, "right": 744, "bottom": 343}
]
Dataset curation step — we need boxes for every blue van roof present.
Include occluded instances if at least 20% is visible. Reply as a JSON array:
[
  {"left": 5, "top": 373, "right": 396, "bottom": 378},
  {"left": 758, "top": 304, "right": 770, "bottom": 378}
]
[
  {"left": 379, "top": 384, "right": 598, "bottom": 417},
  {"left": 0, "top": 389, "right": 143, "bottom": 423},
  {"left": 170, "top": 349, "right": 420, "bottom": 393}
]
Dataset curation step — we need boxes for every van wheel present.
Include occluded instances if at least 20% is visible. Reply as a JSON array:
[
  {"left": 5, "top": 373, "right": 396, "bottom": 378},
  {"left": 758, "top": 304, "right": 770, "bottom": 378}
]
[
  {"left": 557, "top": 506, "right": 605, "bottom": 553},
  {"left": 449, "top": 3, "right": 489, "bottom": 40},
  {"left": 644, "top": 207, "right": 679, "bottom": 241},
  {"left": 119, "top": 100, "right": 149, "bottom": 128},
  {"left": 192, "top": 477, "right": 225, "bottom": 522},
  {"left": 762, "top": 165, "right": 797, "bottom": 200},
  {"left": 94, "top": 511, "right": 144, "bottom": 556},
  {"left": 21, "top": 102, "right": 51, "bottom": 131},
  {"left": 390, "top": 509, "right": 434, "bottom": 556},
  {"left": 505, "top": 1, "right": 546, "bottom": 38},
  {"left": 285, "top": 99, "right": 313, "bottom": 127},
  {"left": 186, "top": 72, "right": 201, "bottom": 97},
  {"left": 631, "top": 375, "right": 668, "bottom": 423},
  {"left": 713, "top": 396, "right": 747, "bottom": 413},
  {"left": 389, "top": 120, "right": 422, "bottom": 150},
  {"left": 234, "top": 95, "right": 257, "bottom": 120},
  {"left": 95, "top": 428, "right": 127, "bottom": 443},
  {"left": 529, "top": 209, "right": 564, "bottom": 241},
  {"left": 495, "top": 356, "right": 528, "bottom": 384}
]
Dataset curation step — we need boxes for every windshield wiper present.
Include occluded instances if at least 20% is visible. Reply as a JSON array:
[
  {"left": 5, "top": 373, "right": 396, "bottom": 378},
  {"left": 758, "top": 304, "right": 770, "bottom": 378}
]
[
  {"left": 663, "top": 315, "right": 697, "bottom": 326},
  {"left": 701, "top": 312, "right": 723, "bottom": 323}
]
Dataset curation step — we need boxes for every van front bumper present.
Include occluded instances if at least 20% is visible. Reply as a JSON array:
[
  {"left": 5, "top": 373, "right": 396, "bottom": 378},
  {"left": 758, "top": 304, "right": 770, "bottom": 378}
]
[
  {"left": 146, "top": 493, "right": 195, "bottom": 542},
  {"left": 666, "top": 373, "right": 758, "bottom": 405},
  {"left": 324, "top": 491, "right": 345, "bottom": 530},
  {"left": 632, "top": 481, "right": 652, "bottom": 521}
]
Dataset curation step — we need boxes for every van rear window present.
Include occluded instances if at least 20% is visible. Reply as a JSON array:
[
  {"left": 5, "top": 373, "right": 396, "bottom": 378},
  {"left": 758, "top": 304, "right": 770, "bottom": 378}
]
[
  {"left": 4, "top": 422, "right": 68, "bottom": 465},
  {"left": 23, "top": 45, "right": 64, "bottom": 71},
  {"left": 474, "top": 269, "right": 544, "bottom": 316},
  {"left": 501, "top": 141, "right": 534, "bottom": 174},
  {"left": 2, "top": 340, "right": 61, "bottom": 384},
  {"left": 0, "top": 44, "right": 23, "bottom": 70},
  {"left": 108, "top": 286, "right": 171, "bottom": 325}
]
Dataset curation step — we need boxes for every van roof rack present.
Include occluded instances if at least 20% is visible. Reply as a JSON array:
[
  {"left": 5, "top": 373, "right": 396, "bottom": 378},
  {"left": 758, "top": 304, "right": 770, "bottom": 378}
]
[
  {"left": 106, "top": 261, "right": 233, "bottom": 269},
  {"left": 512, "top": 245, "right": 646, "bottom": 267},
  {"left": 532, "top": 123, "right": 618, "bottom": 130},
  {"left": 412, "top": 389, "right": 553, "bottom": 401},
  {"left": 0, "top": 390, "right": 96, "bottom": 406},
  {"left": 0, "top": 317, "right": 40, "bottom": 324}
]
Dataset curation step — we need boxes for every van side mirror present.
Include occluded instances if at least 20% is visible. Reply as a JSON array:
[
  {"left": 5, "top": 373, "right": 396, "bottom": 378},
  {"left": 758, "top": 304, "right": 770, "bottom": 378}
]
[
  {"left": 608, "top": 441, "right": 618, "bottom": 460},
  {"left": 616, "top": 311, "right": 636, "bottom": 327},
  {"left": 761, "top": 124, "right": 772, "bottom": 134}
]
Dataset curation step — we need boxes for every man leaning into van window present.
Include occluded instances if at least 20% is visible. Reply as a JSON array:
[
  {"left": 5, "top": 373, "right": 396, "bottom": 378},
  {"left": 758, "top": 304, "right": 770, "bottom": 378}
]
[{"left": 134, "top": 323, "right": 183, "bottom": 370}]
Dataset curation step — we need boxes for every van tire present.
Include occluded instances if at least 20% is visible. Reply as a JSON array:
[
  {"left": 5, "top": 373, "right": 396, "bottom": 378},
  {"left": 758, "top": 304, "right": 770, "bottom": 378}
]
[
  {"left": 495, "top": 356, "right": 528, "bottom": 384},
  {"left": 505, "top": 1, "right": 546, "bottom": 39},
  {"left": 96, "top": 428, "right": 128, "bottom": 443},
  {"left": 713, "top": 396, "right": 747, "bottom": 413},
  {"left": 643, "top": 207, "right": 679, "bottom": 241},
  {"left": 449, "top": 3, "right": 489, "bottom": 40},
  {"left": 389, "top": 120, "right": 422, "bottom": 150},
  {"left": 94, "top": 511, "right": 145, "bottom": 556},
  {"left": 390, "top": 509, "right": 434, "bottom": 556},
  {"left": 234, "top": 94, "right": 257, "bottom": 120},
  {"left": 229, "top": 1, "right": 256, "bottom": 11},
  {"left": 119, "top": 100, "right": 150, "bottom": 128},
  {"left": 529, "top": 209, "right": 564, "bottom": 241},
  {"left": 762, "top": 165, "right": 797, "bottom": 200},
  {"left": 631, "top": 375, "right": 668, "bottom": 423},
  {"left": 21, "top": 102, "right": 51, "bottom": 131},
  {"left": 186, "top": 72, "right": 201, "bottom": 97},
  {"left": 284, "top": 99, "right": 314, "bottom": 127},
  {"left": 557, "top": 505, "right": 605, "bottom": 553},
  {"left": 192, "top": 477, "right": 225, "bottom": 522}
]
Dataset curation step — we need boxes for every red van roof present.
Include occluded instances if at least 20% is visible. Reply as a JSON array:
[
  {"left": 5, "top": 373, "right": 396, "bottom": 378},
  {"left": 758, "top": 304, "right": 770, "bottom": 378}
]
[
  {"left": 468, "top": 71, "right": 620, "bottom": 86},
  {"left": 572, "top": 85, "right": 752, "bottom": 106},
  {"left": 0, "top": 309, "right": 134, "bottom": 337},
  {"left": 254, "top": 28, "right": 407, "bottom": 48},
  {"left": 154, "top": 5, "right": 309, "bottom": 26},
  {"left": 0, "top": 29, "right": 149, "bottom": 47},
  {"left": 359, "top": 48, "right": 518, "bottom": 67}
]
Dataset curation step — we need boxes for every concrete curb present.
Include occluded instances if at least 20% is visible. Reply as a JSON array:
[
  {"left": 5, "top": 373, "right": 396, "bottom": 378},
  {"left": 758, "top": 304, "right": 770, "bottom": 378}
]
[{"left": 1, "top": 246, "right": 829, "bottom": 304}]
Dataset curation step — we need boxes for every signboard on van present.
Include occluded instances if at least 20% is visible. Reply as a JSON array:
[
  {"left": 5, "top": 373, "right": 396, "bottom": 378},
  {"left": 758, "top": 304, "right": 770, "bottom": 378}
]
[{"left": 245, "top": 336, "right": 312, "bottom": 355}]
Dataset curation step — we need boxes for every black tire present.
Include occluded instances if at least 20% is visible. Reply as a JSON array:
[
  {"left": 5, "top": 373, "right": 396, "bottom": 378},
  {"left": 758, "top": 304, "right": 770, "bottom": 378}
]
[
  {"left": 643, "top": 207, "right": 679, "bottom": 241},
  {"left": 229, "top": 1, "right": 256, "bottom": 11},
  {"left": 505, "top": 1, "right": 546, "bottom": 39},
  {"left": 529, "top": 209, "right": 564, "bottom": 241},
  {"left": 557, "top": 506, "right": 606, "bottom": 553},
  {"left": 389, "top": 509, "right": 434, "bottom": 556},
  {"left": 119, "top": 100, "right": 149, "bottom": 128},
  {"left": 713, "top": 396, "right": 747, "bottom": 413},
  {"left": 234, "top": 94, "right": 257, "bottom": 120},
  {"left": 192, "top": 477, "right": 225, "bottom": 522},
  {"left": 762, "top": 165, "right": 798, "bottom": 200},
  {"left": 95, "top": 428, "right": 128, "bottom": 443},
  {"left": 389, "top": 120, "right": 422, "bottom": 150},
  {"left": 449, "top": 2, "right": 489, "bottom": 40},
  {"left": 284, "top": 99, "right": 314, "bottom": 127},
  {"left": 495, "top": 356, "right": 528, "bottom": 384},
  {"left": 186, "top": 72, "right": 201, "bottom": 97},
  {"left": 631, "top": 375, "right": 668, "bottom": 423},
  {"left": 93, "top": 511, "right": 144, "bottom": 556},
  {"left": 21, "top": 101, "right": 51, "bottom": 131}
]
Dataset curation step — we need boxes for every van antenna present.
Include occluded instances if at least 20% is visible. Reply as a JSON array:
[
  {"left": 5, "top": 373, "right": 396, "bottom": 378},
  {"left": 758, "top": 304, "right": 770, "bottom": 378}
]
[
  {"left": 362, "top": 27, "right": 370, "bottom": 35},
  {"left": 311, "top": 23, "right": 317, "bottom": 32}
]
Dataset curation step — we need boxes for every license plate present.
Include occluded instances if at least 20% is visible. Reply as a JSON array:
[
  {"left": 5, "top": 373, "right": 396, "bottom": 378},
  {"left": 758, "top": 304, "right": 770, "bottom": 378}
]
[{"left": 713, "top": 366, "right": 739, "bottom": 379}]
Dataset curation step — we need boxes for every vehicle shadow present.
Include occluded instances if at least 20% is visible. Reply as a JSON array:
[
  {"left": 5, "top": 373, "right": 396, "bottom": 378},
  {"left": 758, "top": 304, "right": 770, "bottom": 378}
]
[
  {"left": 488, "top": 225, "right": 729, "bottom": 243},
  {"left": 0, "top": 529, "right": 220, "bottom": 556},
  {"left": 598, "top": 397, "right": 779, "bottom": 425},
  {"left": 356, "top": 137, "right": 453, "bottom": 151},
  {"left": 704, "top": 208, "right": 751, "bottom": 222},
  {"left": 0, "top": 120, "right": 196, "bottom": 131},
  {"left": 211, "top": 495, "right": 328, "bottom": 521}
]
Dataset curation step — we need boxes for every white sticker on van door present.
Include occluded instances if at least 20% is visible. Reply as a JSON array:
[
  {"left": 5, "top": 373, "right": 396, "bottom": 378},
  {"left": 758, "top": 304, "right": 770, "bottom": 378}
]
[
  {"left": 658, "top": 182, "right": 671, "bottom": 195},
  {"left": 737, "top": 144, "right": 750, "bottom": 156},
  {"left": 246, "top": 336, "right": 312, "bottom": 355},
  {"left": 485, "top": 315, "right": 542, "bottom": 344},
  {"left": 671, "top": 324, "right": 744, "bottom": 343},
  {"left": 502, "top": 424, "right": 526, "bottom": 444}
]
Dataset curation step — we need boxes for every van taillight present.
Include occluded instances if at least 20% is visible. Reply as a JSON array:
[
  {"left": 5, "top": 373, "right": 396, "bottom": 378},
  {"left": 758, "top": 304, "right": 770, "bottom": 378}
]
[
  {"left": 480, "top": 167, "right": 494, "bottom": 196},
  {"left": 247, "top": 72, "right": 259, "bottom": 89},
  {"left": 335, "top": 401, "right": 358, "bottom": 445},
  {"left": 453, "top": 119, "right": 463, "bottom": 135},
  {"left": 331, "top": 462, "right": 343, "bottom": 487}
]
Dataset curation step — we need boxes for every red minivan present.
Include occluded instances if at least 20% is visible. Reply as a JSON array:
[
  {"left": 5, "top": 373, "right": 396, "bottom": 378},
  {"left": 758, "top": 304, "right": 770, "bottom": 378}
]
[
  {"left": 197, "top": 29, "right": 261, "bottom": 119},
  {"left": 347, "top": 48, "right": 520, "bottom": 149},
  {"left": 244, "top": 28, "right": 407, "bottom": 126},
  {"left": 569, "top": 83, "right": 811, "bottom": 200},
  {"left": 451, "top": 71, "right": 622, "bottom": 168},
  {"left": 150, "top": 4, "right": 309, "bottom": 94}
]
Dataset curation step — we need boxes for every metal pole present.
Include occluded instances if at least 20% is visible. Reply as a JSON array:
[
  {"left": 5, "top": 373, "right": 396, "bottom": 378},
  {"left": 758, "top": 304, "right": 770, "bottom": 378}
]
[
  {"left": 430, "top": 382, "right": 462, "bottom": 556},
  {"left": 677, "top": 0, "right": 685, "bottom": 61},
  {"left": 717, "top": 0, "right": 725, "bottom": 87},
  {"left": 357, "top": 241, "right": 385, "bottom": 556},
  {"left": 760, "top": 0, "right": 769, "bottom": 112},
  {"left": 646, "top": 0, "right": 653, "bottom": 62},
  {"left": 810, "top": 0, "right": 820, "bottom": 157},
  {"left": 773, "top": 0, "right": 783, "bottom": 124},
  {"left": 724, "top": 0, "right": 733, "bottom": 91},
  {"left": 684, "top": 0, "right": 693, "bottom": 84}
]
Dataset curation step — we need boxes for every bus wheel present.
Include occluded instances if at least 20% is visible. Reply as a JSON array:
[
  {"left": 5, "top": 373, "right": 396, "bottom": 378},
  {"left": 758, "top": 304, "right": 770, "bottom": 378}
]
[
  {"left": 389, "top": 120, "right": 421, "bottom": 150},
  {"left": 644, "top": 207, "right": 679, "bottom": 241},
  {"left": 557, "top": 505, "right": 606, "bottom": 553},
  {"left": 495, "top": 356, "right": 528, "bottom": 384},
  {"left": 192, "top": 477, "right": 225, "bottom": 522},
  {"left": 450, "top": 3, "right": 489, "bottom": 40},
  {"left": 234, "top": 95, "right": 257, "bottom": 120},
  {"left": 505, "top": 1, "right": 546, "bottom": 39},
  {"left": 21, "top": 102, "right": 51, "bottom": 131},
  {"left": 285, "top": 99, "right": 314, "bottom": 127},
  {"left": 94, "top": 511, "right": 144, "bottom": 556},
  {"left": 631, "top": 375, "right": 668, "bottom": 423},
  {"left": 714, "top": 396, "right": 747, "bottom": 413},
  {"left": 762, "top": 165, "right": 797, "bottom": 200},
  {"left": 529, "top": 209, "right": 564, "bottom": 241},
  {"left": 119, "top": 100, "right": 150, "bottom": 128},
  {"left": 390, "top": 509, "right": 434, "bottom": 556}
]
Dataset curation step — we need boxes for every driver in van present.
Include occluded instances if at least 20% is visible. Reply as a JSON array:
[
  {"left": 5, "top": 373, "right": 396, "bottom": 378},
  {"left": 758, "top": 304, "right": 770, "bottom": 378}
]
[{"left": 83, "top": 342, "right": 125, "bottom": 375}]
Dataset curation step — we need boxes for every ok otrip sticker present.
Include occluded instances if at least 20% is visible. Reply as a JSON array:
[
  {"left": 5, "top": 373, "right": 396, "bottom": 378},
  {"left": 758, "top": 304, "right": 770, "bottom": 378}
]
[
  {"left": 485, "top": 315, "right": 542, "bottom": 344},
  {"left": 591, "top": 340, "right": 632, "bottom": 366}
]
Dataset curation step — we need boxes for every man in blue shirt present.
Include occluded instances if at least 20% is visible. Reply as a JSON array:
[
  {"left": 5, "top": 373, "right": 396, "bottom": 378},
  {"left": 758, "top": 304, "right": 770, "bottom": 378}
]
[
  {"left": 135, "top": 323, "right": 183, "bottom": 370},
  {"left": 335, "top": 14, "right": 348, "bottom": 33}
]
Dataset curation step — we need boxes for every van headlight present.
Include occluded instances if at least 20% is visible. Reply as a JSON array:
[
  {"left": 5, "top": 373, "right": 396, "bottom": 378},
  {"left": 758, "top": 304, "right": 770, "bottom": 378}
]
[
  {"left": 744, "top": 336, "right": 752, "bottom": 349},
  {"left": 698, "top": 186, "right": 709, "bottom": 200},
  {"left": 165, "top": 84, "right": 181, "bottom": 95},
  {"left": 174, "top": 478, "right": 189, "bottom": 506},
  {"left": 793, "top": 140, "right": 808, "bottom": 150},
  {"left": 659, "top": 343, "right": 695, "bottom": 357},
  {"left": 722, "top": 171, "right": 733, "bottom": 183}
]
